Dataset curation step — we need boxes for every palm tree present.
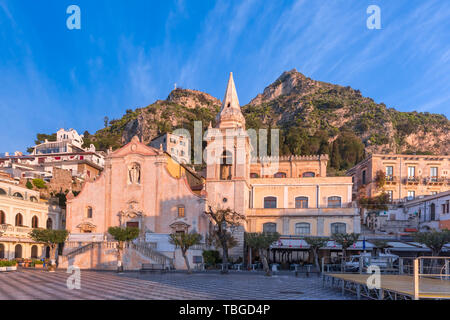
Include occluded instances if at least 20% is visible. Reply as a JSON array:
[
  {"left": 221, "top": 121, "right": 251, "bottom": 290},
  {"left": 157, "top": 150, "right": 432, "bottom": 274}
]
[{"left": 169, "top": 231, "right": 202, "bottom": 274}]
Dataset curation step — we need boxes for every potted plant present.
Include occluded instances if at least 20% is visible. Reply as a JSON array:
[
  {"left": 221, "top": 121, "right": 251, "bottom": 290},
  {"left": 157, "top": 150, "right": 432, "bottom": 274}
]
[
  {"left": 0, "top": 260, "right": 18, "bottom": 272},
  {"left": 33, "top": 259, "right": 44, "bottom": 269}
]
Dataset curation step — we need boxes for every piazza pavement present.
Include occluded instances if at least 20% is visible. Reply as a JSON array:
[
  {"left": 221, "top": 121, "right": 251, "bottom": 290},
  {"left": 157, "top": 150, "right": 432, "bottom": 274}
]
[{"left": 0, "top": 269, "right": 354, "bottom": 300}]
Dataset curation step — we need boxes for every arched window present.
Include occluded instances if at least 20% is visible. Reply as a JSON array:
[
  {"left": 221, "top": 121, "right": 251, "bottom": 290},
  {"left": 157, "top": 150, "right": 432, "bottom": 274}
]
[
  {"left": 15, "top": 213, "right": 23, "bottom": 226},
  {"left": 177, "top": 206, "right": 185, "bottom": 218},
  {"left": 264, "top": 196, "right": 277, "bottom": 209},
  {"left": 274, "top": 172, "right": 287, "bottom": 178},
  {"left": 86, "top": 207, "right": 93, "bottom": 219},
  {"left": 32, "top": 216, "right": 39, "bottom": 228},
  {"left": 430, "top": 203, "right": 436, "bottom": 221},
  {"left": 0, "top": 188, "right": 6, "bottom": 195},
  {"left": 15, "top": 244, "right": 22, "bottom": 259},
  {"left": 302, "top": 172, "right": 315, "bottom": 178},
  {"left": 295, "top": 197, "right": 308, "bottom": 209},
  {"left": 295, "top": 223, "right": 310, "bottom": 235},
  {"left": 331, "top": 223, "right": 346, "bottom": 235},
  {"left": 263, "top": 222, "right": 277, "bottom": 233},
  {"left": 220, "top": 151, "right": 233, "bottom": 180},
  {"left": 30, "top": 196, "right": 38, "bottom": 203},
  {"left": 31, "top": 245, "right": 38, "bottom": 259},
  {"left": 0, "top": 244, "right": 4, "bottom": 259},
  {"left": 46, "top": 218, "right": 53, "bottom": 230},
  {"left": 0, "top": 210, "right": 5, "bottom": 224},
  {"left": 328, "top": 196, "right": 342, "bottom": 208},
  {"left": 13, "top": 192, "right": 23, "bottom": 199},
  {"left": 250, "top": 173, "right": 260, "bottom": 178}
]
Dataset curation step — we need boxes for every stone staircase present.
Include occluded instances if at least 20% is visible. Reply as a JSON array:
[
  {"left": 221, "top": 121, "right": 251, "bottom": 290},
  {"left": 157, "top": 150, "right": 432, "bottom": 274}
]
[
  {"left": 60, "top": 240, "right": 174, "bottom": 270},
  {"left": 129, "top": 241, "right": 174, "bottom": 269}
]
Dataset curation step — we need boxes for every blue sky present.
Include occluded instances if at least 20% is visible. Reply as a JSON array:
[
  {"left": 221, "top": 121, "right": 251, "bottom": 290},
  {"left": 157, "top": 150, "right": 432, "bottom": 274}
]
[{"left": 0, "top": 0, "right": 449, "bottom": 153}]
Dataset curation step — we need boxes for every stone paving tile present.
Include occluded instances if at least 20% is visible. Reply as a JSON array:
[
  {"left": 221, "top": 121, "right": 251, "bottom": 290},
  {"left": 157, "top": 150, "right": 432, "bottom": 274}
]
[{"left": 0, "top": 269, "right": 354, "bottom": 300}]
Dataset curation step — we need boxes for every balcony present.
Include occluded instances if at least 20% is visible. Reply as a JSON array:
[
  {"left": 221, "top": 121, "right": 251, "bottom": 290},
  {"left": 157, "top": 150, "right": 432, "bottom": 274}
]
[
  {"left": 403, "top": 176, "right": 420, "bottom": 185},
  {"left": 423, "top": 176, "right": 446, "bottom": 185},
  {"left": 385, "top": 175, "right": 398, "bottom": 184},
  {"left": 247, "top": 206, "right": 356, "bottom": 217},
  {"left": 0, "top": 224, "right": 33, "bottom": 238}
]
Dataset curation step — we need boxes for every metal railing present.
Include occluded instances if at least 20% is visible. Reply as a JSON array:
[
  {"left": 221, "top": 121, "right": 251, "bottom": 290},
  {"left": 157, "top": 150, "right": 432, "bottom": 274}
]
[{"left": 413, "top": 257, "right": 450, "bottom": 300}]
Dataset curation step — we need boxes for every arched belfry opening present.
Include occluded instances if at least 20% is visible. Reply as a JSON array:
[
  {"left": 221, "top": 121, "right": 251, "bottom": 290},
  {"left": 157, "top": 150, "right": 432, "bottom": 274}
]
[{"left": 220, "top": 150, "right": 233, "bottom": 180}]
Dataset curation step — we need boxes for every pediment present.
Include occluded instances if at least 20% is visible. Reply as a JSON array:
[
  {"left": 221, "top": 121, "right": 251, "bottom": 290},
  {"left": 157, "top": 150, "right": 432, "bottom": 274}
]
[
  {"left": 76, "top": 222, "right": 97, "bottom": 232},
  {"left": 111, "top": 136, "right": 161, "bottom": 158},
  {"left": 169, "top": 221, "right": 191, "bottom": 232}
]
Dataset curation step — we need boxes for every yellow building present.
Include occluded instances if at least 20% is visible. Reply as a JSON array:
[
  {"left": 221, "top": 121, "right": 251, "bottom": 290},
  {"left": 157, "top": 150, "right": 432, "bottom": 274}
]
[{"left": 0, "top": 181, "right": 63, "bottom": 260}]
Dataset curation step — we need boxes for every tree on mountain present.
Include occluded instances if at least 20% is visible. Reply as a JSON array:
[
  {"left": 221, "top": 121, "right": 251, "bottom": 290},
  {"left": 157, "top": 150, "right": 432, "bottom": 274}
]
[
  {"left": 333, "top": 131, "right": 365, "bottom": 170},
  {"left": 330, "top": 140, "right": 341, "bottom": 169}
]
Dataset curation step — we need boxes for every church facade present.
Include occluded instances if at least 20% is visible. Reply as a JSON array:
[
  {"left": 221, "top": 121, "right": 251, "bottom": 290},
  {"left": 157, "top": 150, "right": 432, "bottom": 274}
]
[{"left": 64, "top": 73, "right": 359, "bottom": 270}]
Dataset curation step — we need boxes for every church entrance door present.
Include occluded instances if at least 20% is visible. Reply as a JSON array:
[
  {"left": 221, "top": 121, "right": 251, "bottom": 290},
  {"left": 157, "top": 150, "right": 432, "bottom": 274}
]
[{"left": 126, "top": 221, "right": 139, "bottom": 228}]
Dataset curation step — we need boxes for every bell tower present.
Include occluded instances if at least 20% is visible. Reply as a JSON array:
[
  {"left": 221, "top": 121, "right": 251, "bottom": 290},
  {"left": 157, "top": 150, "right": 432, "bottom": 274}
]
[{"left": 205, "top": 73, "right": 252, "bottom": 215}]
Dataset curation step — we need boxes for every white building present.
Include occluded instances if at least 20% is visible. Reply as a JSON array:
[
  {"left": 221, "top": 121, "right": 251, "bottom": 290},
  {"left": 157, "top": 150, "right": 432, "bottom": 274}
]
[
  {"left": 375, "top": 191, "right": 450, "bottom": 233},
  {"left": 149, "top": 133, "right": 190, "bottom": 164},
  {"left": 0, "top": 128, "right": 105, "bottom": 181}
]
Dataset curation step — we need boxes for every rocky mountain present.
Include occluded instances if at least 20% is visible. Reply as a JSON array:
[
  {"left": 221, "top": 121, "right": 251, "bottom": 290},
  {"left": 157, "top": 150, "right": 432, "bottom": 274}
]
[
  {"left": 79, "top": 69, "right": 449, "bottom": 171},
  {"left": 244, "top": 69, "right": 449, "bottom": 156},
  {"left": 83, "top": 89, "right": 221, "bottom": 151}
]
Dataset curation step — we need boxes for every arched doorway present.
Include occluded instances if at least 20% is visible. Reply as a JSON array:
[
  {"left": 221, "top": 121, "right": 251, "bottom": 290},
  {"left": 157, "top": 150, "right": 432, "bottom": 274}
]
[
  {"left": 45, "top": 246, "right": 50, "bottom": 258},
  {"left": 31, "top": 245, "right": 38, "bottom": 259},
  {"left": 0, "top": 244, "right": 4, "bottom": 259},
  {"left": 15, "top": 244, "right": 22, "bottom": 259}
]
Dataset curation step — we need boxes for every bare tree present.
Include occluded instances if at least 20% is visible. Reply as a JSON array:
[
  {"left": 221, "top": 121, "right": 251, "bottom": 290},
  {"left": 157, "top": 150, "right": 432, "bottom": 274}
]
[{"left": 204, "top": 206, "right": 246, "bottom": 274}]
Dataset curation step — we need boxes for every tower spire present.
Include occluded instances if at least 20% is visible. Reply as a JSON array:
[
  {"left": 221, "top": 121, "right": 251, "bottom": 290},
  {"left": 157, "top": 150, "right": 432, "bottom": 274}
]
[
  {"left": 222, "top": 72, "right": 240, "bottom": 110},
  {"left": 216, "top": 72, "right": 246, "bottom": 129}
]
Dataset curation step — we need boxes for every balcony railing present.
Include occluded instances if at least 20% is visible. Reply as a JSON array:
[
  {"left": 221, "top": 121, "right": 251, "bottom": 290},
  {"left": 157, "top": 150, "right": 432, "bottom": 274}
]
[
  {"left": 0, "top": 224, "right": 33, "bottom": 236},
  {"left": 403, "top": 176, "right": 421, "bottom": 184},
  {"left": 423, "top": 177, "right": 446, "bottom": 185},
  {"left": 385, "top": 176, "right": 398, "bottom": 183}
]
